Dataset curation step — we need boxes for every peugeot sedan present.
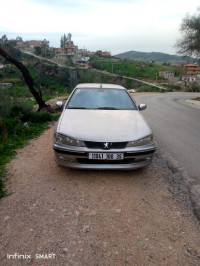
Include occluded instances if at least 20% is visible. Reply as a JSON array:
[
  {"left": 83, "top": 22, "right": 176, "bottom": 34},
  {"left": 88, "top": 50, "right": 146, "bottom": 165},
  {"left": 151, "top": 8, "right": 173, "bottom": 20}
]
[{"left": 53, "top": 83, "right": 155, "bottom": 169}]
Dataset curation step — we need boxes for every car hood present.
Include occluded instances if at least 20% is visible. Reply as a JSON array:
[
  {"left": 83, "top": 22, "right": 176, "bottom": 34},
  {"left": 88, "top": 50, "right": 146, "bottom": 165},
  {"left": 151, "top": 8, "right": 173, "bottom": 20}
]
[{"left": 57, "top": 109, "right": 152, "bottom": 142}]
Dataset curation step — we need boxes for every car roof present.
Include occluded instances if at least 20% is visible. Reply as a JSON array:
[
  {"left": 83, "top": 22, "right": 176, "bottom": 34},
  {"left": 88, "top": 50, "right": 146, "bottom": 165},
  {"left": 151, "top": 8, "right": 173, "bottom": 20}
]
[{"left": 75, "top": 83, "right": 126, "bottom": 90}]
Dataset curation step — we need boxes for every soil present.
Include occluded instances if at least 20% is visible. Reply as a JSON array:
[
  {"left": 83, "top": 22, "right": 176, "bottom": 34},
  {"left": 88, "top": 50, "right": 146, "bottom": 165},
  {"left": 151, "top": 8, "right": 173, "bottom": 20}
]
[
  {"left": 193, "top": 97, "right": 200, "bottom": 101},
  {"left": 0, "top": 125, "right": 200, "bottom": 266}
]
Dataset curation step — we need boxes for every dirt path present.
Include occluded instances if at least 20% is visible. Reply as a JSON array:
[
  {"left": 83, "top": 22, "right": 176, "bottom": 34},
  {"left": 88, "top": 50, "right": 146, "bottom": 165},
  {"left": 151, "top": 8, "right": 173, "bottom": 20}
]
[{"left": 0, "top": 125, "right": 200, "bottom": 266}]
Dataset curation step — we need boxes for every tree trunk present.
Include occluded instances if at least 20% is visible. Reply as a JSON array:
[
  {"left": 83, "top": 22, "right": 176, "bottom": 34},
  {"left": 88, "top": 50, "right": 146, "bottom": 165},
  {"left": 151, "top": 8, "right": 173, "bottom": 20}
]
[{"left": 0, "top": 47, "right": 54, "bottom": 112}]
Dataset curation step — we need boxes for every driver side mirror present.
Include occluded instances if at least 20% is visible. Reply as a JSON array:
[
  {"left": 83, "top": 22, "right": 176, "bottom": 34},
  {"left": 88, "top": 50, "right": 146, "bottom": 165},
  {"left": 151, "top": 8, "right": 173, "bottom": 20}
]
[
  {"left": 56, "top": 101, "right": 64, "bottom": 110},
  {"left": 138, "top": 104, "right": 147, "bottom": 111}
]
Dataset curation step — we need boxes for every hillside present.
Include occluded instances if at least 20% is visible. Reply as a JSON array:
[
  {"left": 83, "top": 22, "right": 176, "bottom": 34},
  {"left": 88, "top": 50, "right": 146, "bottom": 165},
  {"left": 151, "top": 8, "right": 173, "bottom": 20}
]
[
  {"left": 115, "top": 51, "right": 196, "bottom": 64},
  {"left": 89, "top": 56, "right": 180, "bottom": 81}
]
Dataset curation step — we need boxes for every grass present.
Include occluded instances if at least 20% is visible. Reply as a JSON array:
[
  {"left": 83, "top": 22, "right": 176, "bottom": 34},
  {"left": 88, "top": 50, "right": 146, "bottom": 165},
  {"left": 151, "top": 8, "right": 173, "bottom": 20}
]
[
  {"left": 0, "top": 108, "right": 60, "bottom": 198},
  {"left": 89, "top": 57, "right": 180, "bottom": 81}
]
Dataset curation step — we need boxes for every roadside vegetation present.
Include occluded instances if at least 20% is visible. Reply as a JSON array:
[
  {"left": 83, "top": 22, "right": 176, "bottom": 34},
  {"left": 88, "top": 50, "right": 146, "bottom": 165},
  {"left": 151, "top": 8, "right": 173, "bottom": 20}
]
[
  {"left": 0, "top": 53, "right": 72, "bottom": 98},
  {"left": 0, "top": 46, "right": 65, "bottom": 197},
  {"left": 0, "top": 90, "right": 60, "bottom": 198}
]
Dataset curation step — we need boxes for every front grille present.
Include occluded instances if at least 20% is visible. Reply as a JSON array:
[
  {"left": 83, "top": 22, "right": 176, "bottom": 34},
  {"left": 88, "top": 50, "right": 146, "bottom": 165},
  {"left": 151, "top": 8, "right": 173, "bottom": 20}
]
[
  {"left": 124, "top": 149, "right": 155, "bottom": 157},
  {"left": 53, "top": 148, "right": 87, "bottom": 157},
  {"left": 77, "top": 158, "right": 134, "bottom": 164},
  {"left": 84, "top": 141, "right": 128, "bottom": 149}
]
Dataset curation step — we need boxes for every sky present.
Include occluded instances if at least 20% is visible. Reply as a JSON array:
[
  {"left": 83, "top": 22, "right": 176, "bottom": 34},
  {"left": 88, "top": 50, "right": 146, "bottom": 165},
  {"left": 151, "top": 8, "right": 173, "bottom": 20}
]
[{"left": 0, "top": 0, "right": 199, "bottom": 55}]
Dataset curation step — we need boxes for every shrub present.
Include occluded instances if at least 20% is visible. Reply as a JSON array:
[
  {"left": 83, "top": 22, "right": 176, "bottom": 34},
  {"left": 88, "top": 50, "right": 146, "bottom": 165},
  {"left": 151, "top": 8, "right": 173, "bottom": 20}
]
[
  {"left": 191, "top": 83, "right": 200, "bottom": 92},
  {"left": 136, "top": 85, "right": 165, "bottom": 93},
  {"left": 89, "top": 61, "right": 102, "bottom": 70}
]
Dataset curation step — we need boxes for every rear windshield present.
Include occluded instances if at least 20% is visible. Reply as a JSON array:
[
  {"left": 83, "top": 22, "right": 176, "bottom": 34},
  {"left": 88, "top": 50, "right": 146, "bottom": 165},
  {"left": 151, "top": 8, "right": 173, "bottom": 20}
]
[{"left": 66, "top": 88, "right": 137, "bottom": 110}]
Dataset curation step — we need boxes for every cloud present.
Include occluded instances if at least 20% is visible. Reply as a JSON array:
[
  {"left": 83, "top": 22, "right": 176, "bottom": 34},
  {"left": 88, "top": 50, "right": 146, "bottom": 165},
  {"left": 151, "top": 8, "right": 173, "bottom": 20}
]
[{"left": 0, "top": 0, "right": 200, "bottom": 54}]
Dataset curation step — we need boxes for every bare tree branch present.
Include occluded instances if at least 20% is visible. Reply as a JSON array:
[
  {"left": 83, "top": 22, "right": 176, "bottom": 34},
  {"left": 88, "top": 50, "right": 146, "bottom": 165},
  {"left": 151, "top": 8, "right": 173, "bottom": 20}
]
[
  {"left": 0, "top": 46, "right": 54, "bottom": 112},
  {"left": 175, "top": 9, "right": 200, "bottom": 58}
]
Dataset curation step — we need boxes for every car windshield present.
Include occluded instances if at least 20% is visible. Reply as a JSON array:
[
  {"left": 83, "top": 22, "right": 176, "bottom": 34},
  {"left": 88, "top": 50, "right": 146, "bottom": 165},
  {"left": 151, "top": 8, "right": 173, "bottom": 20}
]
[{"left": 66, "top": 88, "right": 137, "bottom": 110}]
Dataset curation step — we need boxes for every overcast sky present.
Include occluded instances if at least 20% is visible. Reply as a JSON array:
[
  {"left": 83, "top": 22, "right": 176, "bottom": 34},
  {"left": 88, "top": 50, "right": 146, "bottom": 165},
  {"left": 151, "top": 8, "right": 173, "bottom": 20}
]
[{"left": 0, "top": 0, "right": 199, "bottom": 55}]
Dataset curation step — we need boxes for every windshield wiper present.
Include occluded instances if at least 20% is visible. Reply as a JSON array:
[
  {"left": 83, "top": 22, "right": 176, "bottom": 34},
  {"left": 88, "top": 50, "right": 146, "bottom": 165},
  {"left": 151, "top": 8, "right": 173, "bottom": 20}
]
[{"left": 96, "top": 107, "right": 119, "bottom": 110}]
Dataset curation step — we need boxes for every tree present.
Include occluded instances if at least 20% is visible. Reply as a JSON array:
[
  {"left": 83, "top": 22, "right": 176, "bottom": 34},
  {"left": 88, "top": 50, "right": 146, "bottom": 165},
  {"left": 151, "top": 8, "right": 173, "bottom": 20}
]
[
  {"left": 0, "top": 35, "right": 16, "bottom": 47},
  {"left": 176, "top": 8, "right": 200, "bottom": 57},
  {"left": 0, "top": 46, "right": 54, "bottom": 112},
  {"left": 1, "top": 35, "right": 8, "bottom": 42},
  {"left": 41, "top": 39, "right": 49, "bottom": 57},
  {"left": 16, "top": 36, "right": 23, "bottom": 41},
  {"left": 60, "top": 33, "right": 67, "bottom": 49},
  {"left": 34, "top": 46, "right": 42, "bottom": 55}
]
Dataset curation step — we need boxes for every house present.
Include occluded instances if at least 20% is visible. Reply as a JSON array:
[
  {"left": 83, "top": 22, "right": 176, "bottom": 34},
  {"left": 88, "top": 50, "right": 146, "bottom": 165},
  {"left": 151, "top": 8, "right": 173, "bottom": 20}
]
[
  {"left": 95, "top": 50, "right": 111, "bottom": 57},
  {"left": 183, "top": 64, "right": 199, "bottom": 76},
  {"left": 77, "top": 49, "right": 87, "bottom": 54},
  {"left": 55, "top": 44, "right": 76, "bottom": 60},
  {"left": 27, "top": 40, "right": 43, "bottom": 48},
  {"left": 182, "top": 64, "right": 200, "bottom": 83},
  {"left": 159, "top": 70, "right": 175, "bottom": 79},
  {"left": 65, "top": 43, "right": 75, "bottom": 56}
]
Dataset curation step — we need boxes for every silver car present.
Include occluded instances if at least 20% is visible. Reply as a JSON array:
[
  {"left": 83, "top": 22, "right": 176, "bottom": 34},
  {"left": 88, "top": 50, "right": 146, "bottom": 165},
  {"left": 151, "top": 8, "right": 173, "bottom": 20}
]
[{"left": 53, "top": 83, "right": 155, "bottom": 170}]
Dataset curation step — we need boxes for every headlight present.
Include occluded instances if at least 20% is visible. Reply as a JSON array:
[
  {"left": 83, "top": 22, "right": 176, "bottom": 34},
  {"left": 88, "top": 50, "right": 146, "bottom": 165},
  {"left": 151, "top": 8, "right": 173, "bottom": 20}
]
[
  {"left": 54, "top": 133, "right": 85, "bottom": 147},
  {"left": 127, "top": 135, "right": 153, "bottom": 147}
]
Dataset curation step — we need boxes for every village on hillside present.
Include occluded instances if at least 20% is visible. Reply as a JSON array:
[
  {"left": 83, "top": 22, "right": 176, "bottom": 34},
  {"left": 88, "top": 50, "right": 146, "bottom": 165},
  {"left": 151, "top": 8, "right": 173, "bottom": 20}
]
[
  {"left": 13, "top": 33, "right": 111, "bottom": 68},
  {"left": 0, "top": 33, "right": 200, "bottom": 90}
]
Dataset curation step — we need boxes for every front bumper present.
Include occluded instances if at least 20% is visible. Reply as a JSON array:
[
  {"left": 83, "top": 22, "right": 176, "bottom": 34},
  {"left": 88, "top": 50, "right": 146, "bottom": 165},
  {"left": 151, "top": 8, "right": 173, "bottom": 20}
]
[{"left": 53, "top": 142, "right": 156, "bottom": 170}]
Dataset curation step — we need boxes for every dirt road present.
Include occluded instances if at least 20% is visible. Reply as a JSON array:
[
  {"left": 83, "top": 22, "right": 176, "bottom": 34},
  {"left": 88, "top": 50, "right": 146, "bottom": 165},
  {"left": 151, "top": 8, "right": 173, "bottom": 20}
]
[{"left": 0, "top": 125, "right": 200, "bottom": 266}]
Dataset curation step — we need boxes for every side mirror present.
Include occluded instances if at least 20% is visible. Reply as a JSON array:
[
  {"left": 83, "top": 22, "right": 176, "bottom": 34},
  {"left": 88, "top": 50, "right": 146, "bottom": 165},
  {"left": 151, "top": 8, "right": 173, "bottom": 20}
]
[
  {"left": 56, "top": 101, "right": 64, "bottom": 109},
  {"left": 138, "top": 104, "right": 147, "bottom": 111}
]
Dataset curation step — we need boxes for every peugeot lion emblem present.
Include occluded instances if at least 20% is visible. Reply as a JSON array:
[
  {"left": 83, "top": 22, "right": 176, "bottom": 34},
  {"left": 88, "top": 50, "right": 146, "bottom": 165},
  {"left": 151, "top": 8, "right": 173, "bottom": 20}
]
[{"left": 102, "top": 142, "right": 112, "bottom": 150}]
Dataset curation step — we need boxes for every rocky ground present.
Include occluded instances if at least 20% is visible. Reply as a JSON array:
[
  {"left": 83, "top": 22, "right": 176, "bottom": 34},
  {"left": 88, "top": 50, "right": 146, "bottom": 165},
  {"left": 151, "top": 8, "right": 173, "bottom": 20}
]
[{"left": 0, "top": 125, "right": 200, "bottom": 266}]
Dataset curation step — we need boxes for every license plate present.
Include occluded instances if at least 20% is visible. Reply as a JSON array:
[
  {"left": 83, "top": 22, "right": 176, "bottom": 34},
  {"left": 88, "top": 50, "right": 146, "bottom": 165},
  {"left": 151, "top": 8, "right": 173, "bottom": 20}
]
[{"left": 89, "top": 153, "right": 124, "bottom": 160}]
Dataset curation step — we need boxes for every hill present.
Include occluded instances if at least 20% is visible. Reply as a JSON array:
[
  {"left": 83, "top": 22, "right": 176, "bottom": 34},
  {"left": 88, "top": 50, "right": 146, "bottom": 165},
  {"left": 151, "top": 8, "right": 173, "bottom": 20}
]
[
  {"left": 115, "top": 51, "right": 196, "bottom": 64},
  {"left": 89, "top": 56, "right": 180, "bottom": 81}
]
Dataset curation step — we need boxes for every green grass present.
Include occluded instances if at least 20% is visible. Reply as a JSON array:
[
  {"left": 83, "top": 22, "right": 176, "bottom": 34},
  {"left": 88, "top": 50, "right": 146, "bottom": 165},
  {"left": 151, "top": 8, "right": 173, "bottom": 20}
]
[
  {"left": 89, "top": 57, "right": 180, "bottom": 81},
  {"left": 0, "top": 111, "right": 60, "bottom": 198}
]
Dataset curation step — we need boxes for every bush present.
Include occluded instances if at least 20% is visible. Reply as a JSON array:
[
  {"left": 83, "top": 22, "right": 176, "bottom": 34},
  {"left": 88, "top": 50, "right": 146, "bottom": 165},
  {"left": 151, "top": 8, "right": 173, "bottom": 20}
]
[
  {"left": 136, "top": 85, "right": 165, "bottom": 93},
  {"left": 191, "top": 83, "right": 200, "bottom": 92},
  {"left": 89, "top": 61, "right": 102, "bottom": 70},
  {"left": 8, "top": 104, "right": 53, "bottom": 123},
  {"left": 9, "top": 103, "right": 33, "bottom": 120}
]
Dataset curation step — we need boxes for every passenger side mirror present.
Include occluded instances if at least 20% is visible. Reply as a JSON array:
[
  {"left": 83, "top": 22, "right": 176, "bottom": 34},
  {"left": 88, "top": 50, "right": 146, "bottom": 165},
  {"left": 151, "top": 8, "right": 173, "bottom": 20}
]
[{"left": 138, "top": 104, "right": 147, "bottom": 111}]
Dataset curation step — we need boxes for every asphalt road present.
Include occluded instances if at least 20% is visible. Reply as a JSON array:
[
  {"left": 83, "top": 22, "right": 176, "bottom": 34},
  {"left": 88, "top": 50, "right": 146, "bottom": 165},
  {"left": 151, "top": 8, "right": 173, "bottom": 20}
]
[
  {"left": 133, "top": 92, "right": 200, "bottom": 217},
  {"left": 133, "top": 93, "right": 200, "bottom": 178}
]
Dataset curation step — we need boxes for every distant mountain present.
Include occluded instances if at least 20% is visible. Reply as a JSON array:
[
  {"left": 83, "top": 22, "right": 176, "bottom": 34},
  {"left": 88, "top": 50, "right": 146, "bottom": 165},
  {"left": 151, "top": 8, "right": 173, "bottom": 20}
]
[{"left": 114, "top": 51, "right": 196, "bottom": 64}]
